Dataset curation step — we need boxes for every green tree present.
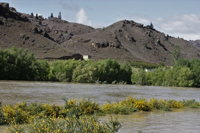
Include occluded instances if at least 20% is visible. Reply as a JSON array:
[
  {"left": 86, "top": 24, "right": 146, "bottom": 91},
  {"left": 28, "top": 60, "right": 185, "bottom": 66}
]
[
  {"left": 131, "top": 69, "right": 146, "bottom": 85},
  {"left": 147, "top": 67, "right": 165, "bottom": 86},
  {"left": 172, "top": 45, "right": 180, "bottom": 65},
  {"left": 176, "top": 67, "right": 194, "bottom": 87},
  {"left": 58, "top": 12, "right": 61, "bottom": 19},
  {"left": 165, "top": 34, "right": 169, "bottom": 40},
  {"left": 0, "top": 47, "right": 50, "bottom": 81},
  {"left": 189, "top": 59, "right": 200, "bottom": 87},
  {"left": 49, "top": 59, "right": 83, "bottom": 82},
  {"left": 97, "top": 59, "right": 120, "bottom": 83},
  {"left": 30, "top": 13, "right": 34, "bottom": 18},
  {"left": 150, "top": 22, "right": 154, "bottom": 29},
  {"left": 119, "top": 62, "right": 132, "bottom": 84},
  {"left": 72, "top": 61, "right": 96, "bottom": 83},
  {"left": 35, "top": 13, "right": 38, "bottom": 19},
  {"left": 50, "top": 13, "right": 53, "bottom": 18},
  {"left": 35, "top": 60, "right": 50, "bottom": 81}
]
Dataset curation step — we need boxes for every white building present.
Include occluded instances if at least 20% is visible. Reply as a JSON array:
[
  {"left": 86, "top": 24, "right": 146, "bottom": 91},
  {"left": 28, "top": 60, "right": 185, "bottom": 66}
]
[{"left": 83, "top": 55, "right": 91, "bottom": 60}]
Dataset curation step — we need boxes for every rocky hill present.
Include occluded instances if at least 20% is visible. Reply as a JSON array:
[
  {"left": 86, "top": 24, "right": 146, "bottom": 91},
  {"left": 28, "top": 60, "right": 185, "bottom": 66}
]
[
  {"left": 62, "top": 20, "right": 200, "bottom": 65},
  {"left": 0, "top": 2, "right": 200, "bottom": 65},
  {"left": 0, "top": 3, "right": 82, "bottom": 60},
  {"left": 189, "top": 40, "right": 200, "bottom": 48}
]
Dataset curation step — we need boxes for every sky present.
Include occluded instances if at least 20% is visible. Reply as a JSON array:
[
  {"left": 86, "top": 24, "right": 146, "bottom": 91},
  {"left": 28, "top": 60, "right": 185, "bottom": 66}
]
[{"left": 1, "top": 0, "right": 200, "bottom": 40}]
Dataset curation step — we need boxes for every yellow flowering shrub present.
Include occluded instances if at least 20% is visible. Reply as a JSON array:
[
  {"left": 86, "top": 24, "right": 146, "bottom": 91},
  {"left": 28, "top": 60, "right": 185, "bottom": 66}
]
[
  {"left": 169, "top": 100, "right": 184, "bottom": 108},
  {"left": 8, "top": 116, "right": 121, "bottom": 133},
  {"left": 1, "top": 97, "right": 200, "bottom": 126}
]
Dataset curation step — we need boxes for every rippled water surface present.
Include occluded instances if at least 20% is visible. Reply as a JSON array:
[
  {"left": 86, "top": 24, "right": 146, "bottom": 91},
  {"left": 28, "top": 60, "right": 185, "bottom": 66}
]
[{"left": 0, "top": 81, "right": 200, "bottom": 133}]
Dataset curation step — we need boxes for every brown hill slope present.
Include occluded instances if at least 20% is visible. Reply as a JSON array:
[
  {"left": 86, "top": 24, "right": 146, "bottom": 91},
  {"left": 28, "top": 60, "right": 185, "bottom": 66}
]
[
  {"left": 28, "top": 17, "right": 95, "bottom": 44},
  {"left": 0, "top": 3, "right": 82, "bottom": 60},
  {"left": 189, "top": 40, "right": 200, "bottom": 48},
  {"left": 0, "top": 3, "right": 199, "bottom": 65},
  {"left": 62, "top": 20, "right": 200, "bottom": 65}
]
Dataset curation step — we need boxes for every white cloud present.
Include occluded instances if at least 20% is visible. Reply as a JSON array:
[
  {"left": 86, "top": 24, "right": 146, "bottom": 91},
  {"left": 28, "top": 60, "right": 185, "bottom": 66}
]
[
  {"left": 155, "top": 14, "right": 200, "bottom": 40},
  {"left": 118, "top": 14, "right": 200, "bottom": 40},
  {"left": 76, "top": 8, "right": 92, "bottom": 26},
  {"left": 76, "top": 8, "right": 108, "bottom": 28},
  {"left": 75, "top": 10, "right": 200, "bottom": 40}
]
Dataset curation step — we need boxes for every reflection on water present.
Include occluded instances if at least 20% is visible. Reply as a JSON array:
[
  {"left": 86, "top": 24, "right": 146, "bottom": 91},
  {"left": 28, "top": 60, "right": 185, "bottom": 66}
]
[{"left": 0, "top": 81, "right": 200, "bottom": 133}]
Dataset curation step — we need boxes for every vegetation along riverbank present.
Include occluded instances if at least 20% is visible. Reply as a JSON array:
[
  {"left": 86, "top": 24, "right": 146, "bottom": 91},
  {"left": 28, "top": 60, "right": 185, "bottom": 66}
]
[
  {"left": 1, "top": 47, "right": 200, "bottom": 87},
  {"left": 0, "top": 96, "right": 200, "bottom": 132}
]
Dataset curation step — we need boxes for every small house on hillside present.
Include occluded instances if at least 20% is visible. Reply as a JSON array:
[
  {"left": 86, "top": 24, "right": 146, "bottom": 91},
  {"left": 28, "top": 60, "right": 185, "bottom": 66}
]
[{"left": 83, "top": 55, "right": 91, "bottom": 60}]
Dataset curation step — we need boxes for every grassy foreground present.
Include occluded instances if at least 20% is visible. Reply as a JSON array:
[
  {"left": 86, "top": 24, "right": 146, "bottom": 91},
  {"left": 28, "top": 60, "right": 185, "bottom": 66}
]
[{"left": 0, "top": 96, "right": 200, "bottom": 132}]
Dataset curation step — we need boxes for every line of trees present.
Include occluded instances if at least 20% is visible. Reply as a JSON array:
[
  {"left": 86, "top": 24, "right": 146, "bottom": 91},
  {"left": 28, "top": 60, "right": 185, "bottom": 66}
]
[
  {"left": 0, "top": 47, "right": 131, "bottom": 84},
  {"left": 131, "top": 45, "right": 200, "bottom": 87},
  {"left": 49, "top": 59, "right": 132, "bottom": 84},
  {"left": 1, "top": 47, "right": 200, "bottom": 87}
]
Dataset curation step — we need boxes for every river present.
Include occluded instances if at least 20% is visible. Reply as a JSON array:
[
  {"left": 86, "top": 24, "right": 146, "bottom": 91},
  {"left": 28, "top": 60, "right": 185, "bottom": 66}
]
[{"left": 0, "top": 81, "right": 200, "bottom": 133}]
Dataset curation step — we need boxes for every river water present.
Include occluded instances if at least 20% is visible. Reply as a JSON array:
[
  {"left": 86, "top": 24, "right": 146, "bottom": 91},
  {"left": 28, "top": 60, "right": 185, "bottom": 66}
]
[{"left": 0, "top": 81, "right": 200, "bottom": 133}]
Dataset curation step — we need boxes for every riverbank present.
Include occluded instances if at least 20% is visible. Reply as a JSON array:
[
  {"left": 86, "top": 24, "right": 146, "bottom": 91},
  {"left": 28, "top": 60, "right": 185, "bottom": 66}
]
[{"left": 1, "top": 81, "right": 200, "bottom": 132}]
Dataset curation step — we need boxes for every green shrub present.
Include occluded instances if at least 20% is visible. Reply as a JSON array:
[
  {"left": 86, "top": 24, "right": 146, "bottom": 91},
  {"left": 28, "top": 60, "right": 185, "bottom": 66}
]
[
  {"left": 0, "top": 47, "right": 49, "bottom": 81},
  {"left": 6, "top": 116, "right": 121, "bottom": 133},
  {"left": 129, "top": 61, "right": 160, "bottom": 69},
  {"left": 49, "top": 59, "right": 83, "bottom": 82}
]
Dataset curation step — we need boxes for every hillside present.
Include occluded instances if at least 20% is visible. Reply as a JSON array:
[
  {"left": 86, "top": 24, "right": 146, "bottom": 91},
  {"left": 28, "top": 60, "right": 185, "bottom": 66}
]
[
  {"left": 0, "top": 2, "right": 200, "bottom": 65},
  {"left": 189, "top": 40, "right": 200, "bottom": 48},
  {"left": 62, "top": 20, "right": 200, "bottom": 65},
  {"left": 0, "top": 3, "right": 82, "bottom": 60}
]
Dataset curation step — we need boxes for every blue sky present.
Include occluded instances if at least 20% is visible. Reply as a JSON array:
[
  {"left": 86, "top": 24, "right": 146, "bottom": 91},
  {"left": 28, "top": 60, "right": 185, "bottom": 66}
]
[{"left": 1, "top": 0, "right": 200, "bottom": 40}]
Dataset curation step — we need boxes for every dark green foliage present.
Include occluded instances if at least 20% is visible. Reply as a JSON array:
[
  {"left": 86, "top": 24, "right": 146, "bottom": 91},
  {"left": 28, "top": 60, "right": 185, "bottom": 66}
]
[
  {"left": 96, "top": 59, "right": 120, "bottom": 83},
  {"left": 49, "top": 59, "right": 83, "bottom": 82},
  {"left": 132, "top": 55, "right": 200, "bottom": 87},
  {"left": 50, "top": 13, "right": 53, "bottom": 18},
  {"left": 131, "top": 69, "right": 146, "bottom": 85},
  {"left": 35, "top": 13, "right": 38, "bottom": 19},
  {"left": 49, "top": 59, "right": 131, "bottom": 84},
  {"left": 150, "top": 22, "right": 154, "bottom": 29},
  {"left": 174, "top": 58, "right": 200, "bottom": 87},
  {"left": 132, "top": 66, "right": 194, "bottom": 87},
  {"left": 165, "top": 34, "right": 169, "bottom": 40},
  {"left": 72, "top": 60, "right": 96, "bottom": 83},
  {"left": 183, "top": 99, "right": 200, "bottom": 108},
  {"left": 30, "top": 13, "right": 34, "bottom": 18},
  {"left": 145, "top": 22, "right": 154, "bottom": 30},
  {"left": 129, "top": 61, "right": 160, "bottom": 69},
  {"left": 146, "top": 67, "right": 165, "bottom": 86},
  {"left": 72, "top": 59, "right": 128, "bottom": 84},
  {"left": 0, "top": 48, "right": 132, "bottom": 84},
  {"left": 119, "top": 62, "right": 132, "bottom": 84},
  {"left": 0, "top": 47, "right": 49, "bottom": 81},
  {"left": 189, "top": 59, "right": 200, "bottom": 86},
  {"left": 2, "top": 47, "right": 200, "bottom": 87}
]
